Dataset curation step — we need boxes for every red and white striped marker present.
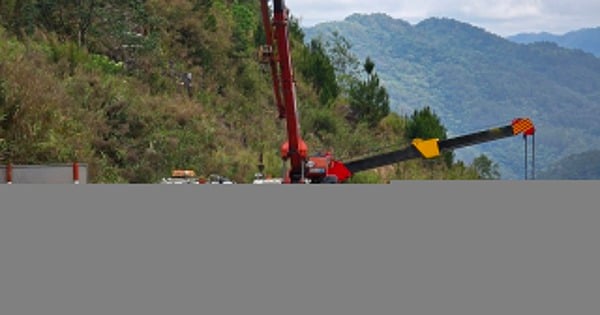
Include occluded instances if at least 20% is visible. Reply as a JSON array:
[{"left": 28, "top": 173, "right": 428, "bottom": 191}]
[
  {"left": 73, "top": 162, "right": 80, "bottom": 184},
  {"left": 6, "top": 163, "right": 13, "bottom": 184}
]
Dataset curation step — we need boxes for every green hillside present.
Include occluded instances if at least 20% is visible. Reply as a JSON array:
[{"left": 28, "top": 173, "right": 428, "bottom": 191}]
[
  {"left": 538, "top": 150, "right": 600, "bottom": 180},
  {"left": 304, "top": 14, "right": 600, "bottom": 179},
  {"left": 0, "top": 1, "right": 490, "bottom": 183},
  {"left": 509, "top": 27, "right": 600, "bottom": 57}
]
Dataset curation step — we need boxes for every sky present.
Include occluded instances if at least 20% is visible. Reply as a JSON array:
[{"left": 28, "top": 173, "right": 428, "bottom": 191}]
[{"left": 284, "top": 0, "right": 600, "bottom": 36}]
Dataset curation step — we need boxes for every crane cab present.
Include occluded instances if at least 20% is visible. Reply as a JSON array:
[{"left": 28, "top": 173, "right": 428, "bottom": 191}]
[{"left": 305, "top": 152, "right": 342, "bottom": 184}]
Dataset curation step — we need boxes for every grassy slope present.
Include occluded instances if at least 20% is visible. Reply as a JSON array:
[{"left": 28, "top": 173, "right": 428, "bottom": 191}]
[
  {"left": 1, "top": 5, "right": 483, "bottom": 183},
  {"left": 304, "top": 14, "right": 600, "bottom": 179}
]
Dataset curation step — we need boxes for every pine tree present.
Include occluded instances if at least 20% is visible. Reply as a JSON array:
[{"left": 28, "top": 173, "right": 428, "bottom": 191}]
[
  {"left": 298, "top": 38, "right": 339, "bottom": 106},
  {"left": 472, "top": 154, "right": 500, "bottom": 179},
  {"left": 405, "top": 106, "right": 453, "bottom": 167},
  {"left": 348, "top": 57, "right": 390, "bottom": 127},
  {"left": 323, "top": 31, "right": 361, "bottom": 94}
]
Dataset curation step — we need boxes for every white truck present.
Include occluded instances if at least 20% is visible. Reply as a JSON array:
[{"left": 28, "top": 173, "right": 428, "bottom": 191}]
[
  {"left": 160, "top": 170, "right": 201, "bottom": 184},
  {"left": 160, "top": 170, "right": 236, "bottom": 184},
  {"left": 252, "top": 173, "right": 283, "bottom": 184}
]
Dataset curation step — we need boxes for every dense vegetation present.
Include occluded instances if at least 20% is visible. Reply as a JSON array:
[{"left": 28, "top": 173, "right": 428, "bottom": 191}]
[
  {"left": 304, "top": 14, "right": 600, "bottom": 179},
  {"left": 537, "top": 150, "right": 600, "bottom": 180},
  {"left": 1, "top": 1, "right": 494, "bottom": 183},
  {"left": 509, "top": 27, "right": 600, "bottom": 57}
]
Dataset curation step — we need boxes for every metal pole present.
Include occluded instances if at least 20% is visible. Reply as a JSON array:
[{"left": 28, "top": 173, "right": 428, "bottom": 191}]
[
  {"left": 532, "top": 134, "right": 535, "bottom": 180},
  {"left": 282, "top": 160, "right": 287, "bottom": 182},
  {"left": 524, "top": 135, "right": 528, "bottom": 180},
  {"left": 301, "top": 159, "right": 305, "bottom": 184}
]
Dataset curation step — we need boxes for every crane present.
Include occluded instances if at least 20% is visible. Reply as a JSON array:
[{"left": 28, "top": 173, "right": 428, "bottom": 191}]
[
  {"left": 260, "top": 0, "right": 308, "bottom": 183},
  {"left": 303, "top": 118, "right": 536, "bottom": 183},
  {"left": 259, "top": 0, "right": 536, "bottom": 184}
]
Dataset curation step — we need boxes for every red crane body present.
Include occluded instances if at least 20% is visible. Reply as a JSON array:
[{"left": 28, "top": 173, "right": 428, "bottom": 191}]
[
  {"left": 261, "top": 0, "right": 307, "bottom": 183},
  {"left": 310, "top": 118, "right": 536, "bottom": 183},
  {"left": 260, "top": 1, "right": 536, "bottom": 183},
  {"left": 259, "top": 0, "right": 284, "bottom": 118}
]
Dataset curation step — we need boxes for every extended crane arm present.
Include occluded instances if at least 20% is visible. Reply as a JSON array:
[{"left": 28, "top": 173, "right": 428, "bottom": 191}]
[
  {"left": 259, "top": 0, "right": 285, "bottom": 118},
  {"left": 260, "top": 0, "right": 308, "bottom": 183},
  {"left": 333, "top": 118, "right": 535, "bottom": 181}
]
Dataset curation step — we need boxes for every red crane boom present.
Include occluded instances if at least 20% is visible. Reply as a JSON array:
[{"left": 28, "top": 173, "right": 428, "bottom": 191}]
[
  {"left": 259, "top": 1, "right": 536, "bottom": 184},
  {"left": 304, "top": 118, "right": 536, "bottom": 183},
  {"left": 260, "top": 0, "right": 308, "bottom": 183}
]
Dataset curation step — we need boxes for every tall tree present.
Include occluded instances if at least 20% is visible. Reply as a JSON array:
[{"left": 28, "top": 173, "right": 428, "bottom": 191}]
[
  {"left": 348, "top": 57, "right": 390, "bottom": 127},
  {"left": 472, "top": 154, "right": 501, "bottom": 179},
  {"left": 0, "top": 0, "right": 37, "bottom": 35},
  {"left": 405, "top": 106, "right": 453, "bottom": 167},
  {"left": 322, "top": 31, "right": 361, "bottom": 94},
  {"left": 298, "top": 38, "right": 339, "bottom": 106},
  {"left": 405, "top": 106, "right": 447, "bottom": 140}
]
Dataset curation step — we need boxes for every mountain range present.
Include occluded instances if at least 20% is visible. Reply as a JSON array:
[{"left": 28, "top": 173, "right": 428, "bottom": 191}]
[
  {"left": 537, "top": 150, "right": 600, "bottom": 180},
  {"left": 508, "top": 28, "right": 600, "bottom": 57},
  {"left": 304, "top": 14, "right": 600, "bottom": 179}
]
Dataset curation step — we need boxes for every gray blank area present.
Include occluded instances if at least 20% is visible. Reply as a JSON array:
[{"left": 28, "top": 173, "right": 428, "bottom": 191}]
[
  {"left": 0, "top": 182, "right": 598, "bottom": 315},
  {"left": 0, "top": 164, "right": 87, "bottom": 184}
]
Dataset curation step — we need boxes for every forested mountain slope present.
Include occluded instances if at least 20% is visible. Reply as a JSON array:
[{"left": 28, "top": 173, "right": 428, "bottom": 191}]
[
  {"left": 1, "top": 2, "right": 490, "bottom": 183},
  {"left": 537, "top": 150, "right": 600, "bottom": 180},
  {"left": 509, "top": 27, "right": 600, "bottom": 57},
  {"left": 305, "top": 14, "right": 600, "bottom": 178}
]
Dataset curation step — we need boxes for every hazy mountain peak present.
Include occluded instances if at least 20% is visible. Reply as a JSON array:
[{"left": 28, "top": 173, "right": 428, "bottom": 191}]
[
  {"left": 508, "top": 27, "right": 600, "bottom": 57},
  {"left": 417, "top": 17, "right": 466, "bottom": 27},
  {"left": 345, "top": 12, "right": 394, "bottom": 22},
  {"left": 343, "top": 13, "right": 412, "bottom": 29},
  {"left": 416, "top": 17, "right": 501, "bottom": 38},
  {"left": 304, "top": 17, "right": 600, "bottom": 179}
]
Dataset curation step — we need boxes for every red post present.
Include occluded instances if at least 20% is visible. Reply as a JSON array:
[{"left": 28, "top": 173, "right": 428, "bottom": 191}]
[
  {"left": 6, "top": 163, "right": 12, "bottom": 184},
  {"left": 73, "top": 162, "right": 80, "bottom": 184}
]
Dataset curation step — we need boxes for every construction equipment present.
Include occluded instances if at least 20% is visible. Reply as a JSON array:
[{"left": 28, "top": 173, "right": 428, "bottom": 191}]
[
  {"left": 304, "top": 118, "right": 536, "bottom": 183},
  {"left": 252, "top": 152, "right": 285, "bottom": 184},
  {"left": 259, "top": 0, "right": 536, "bottom": 183},
  {"left": 207, "top": 174, "right": 236, "bottom": 184},
  {"left": 160, "top": 170, "right": 201, "bottom": 184},
  {"left": 160, "top": 170, "right": 236, "bottom": 184},
  {"left": 260, "top": 0, "right": 308, "bottom": 183}
]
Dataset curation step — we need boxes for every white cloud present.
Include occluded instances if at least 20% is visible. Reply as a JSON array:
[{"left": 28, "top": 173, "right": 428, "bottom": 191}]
[
  {"left": 285, "top": 0, "right": 600, "bottom": 36},
  {"left": 459, "top": 0, "right": 543, "bottom": 19},
  {"left": 287, "top": 0, "right": 434, "bottom": 25}
]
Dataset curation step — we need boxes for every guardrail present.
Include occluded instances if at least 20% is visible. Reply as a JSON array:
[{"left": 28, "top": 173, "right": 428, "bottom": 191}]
[{"left": 1, "top": 163, "right": 87, "bottom": 184}]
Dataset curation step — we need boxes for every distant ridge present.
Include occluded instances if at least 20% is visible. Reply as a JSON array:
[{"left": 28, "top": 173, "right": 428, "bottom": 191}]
[
  {"left": 508, "top": 27, "right": 600, "bottom": 57},
  {"left": 304, "top": 14, "right": 600, "bottom": 179}
]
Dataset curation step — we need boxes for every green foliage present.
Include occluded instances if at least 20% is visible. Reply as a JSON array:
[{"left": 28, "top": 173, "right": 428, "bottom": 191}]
[
  {"left": 287, "top": 14, "right": 305, "bottom": 43},
  {"left": 0, "top": 5, "right": 488, "bottom": 183},
  {"left": 348, "top": 57, "right": 390, "bottom": 127},
  {"left": 444, "top": 161, "right": 480, "bottom": 180},
  {"left": 378, "top": 112, "right": 405, "bottom": 136},
  {"left": 538, "top": 150, "right": 600, "bottom": 179},
  {"left": 0, "top": 0, "right": 37, "bottom": 35},
  {"left": 297, "top": 38, "right": 339, "bottom": 106},
  {"left": 306, "top": 31, "right": 362, "bottom": 101},
  {"left": 346, "top": 171, "right": 383, "bottom": 184},
  {"left": 304, "top": 14, "right": 600, "bottom": 179},
  {"left": 231, "top": 1, "right": 257, "bottom": 54},
  {"left": 509, "top": 28, "right": 600, "bottom": 57},
  {"left": 307, "top": 108, "right": 338, "bottom": 136},
  {"left": 405, "top": 106, "right": 453, "bottom": 167},
  {"left": 405, "top": 106, "right": 447, "bottom": 140},
  {"left": 472, "top": 154, "right": 501, "bottom": 179},
  {"left": 323, "top": 31, "right": 361, "bottom": 92},
  {"left": 87, "top": 54, "right": 125, "bottom": 74}
]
